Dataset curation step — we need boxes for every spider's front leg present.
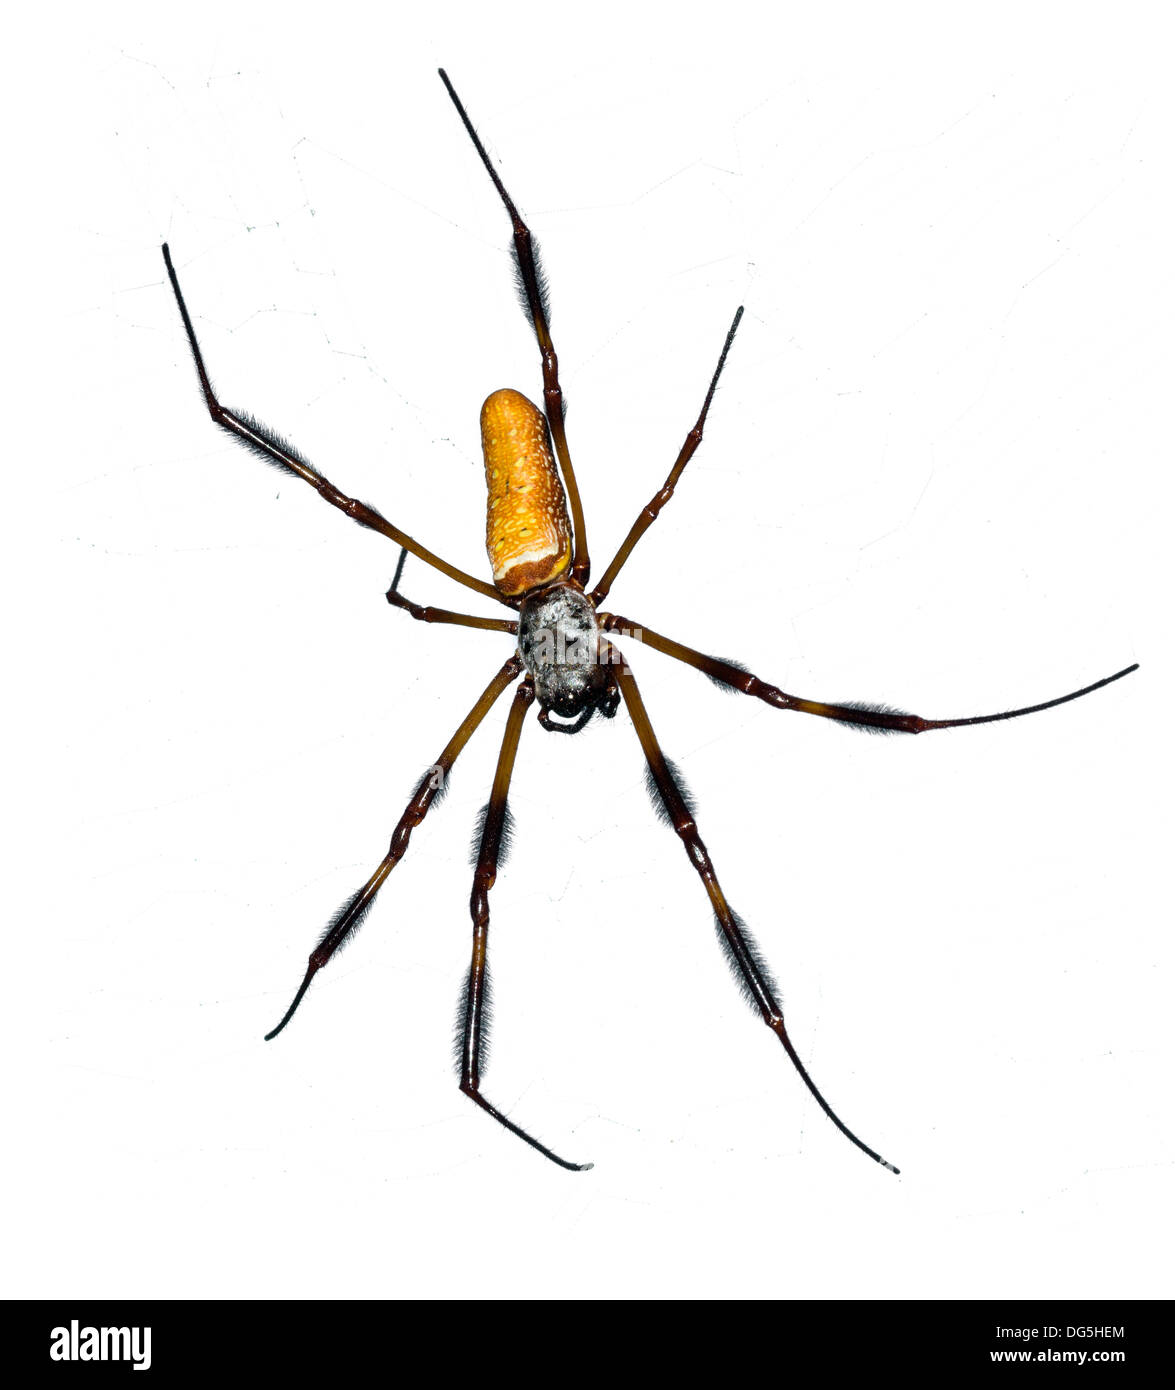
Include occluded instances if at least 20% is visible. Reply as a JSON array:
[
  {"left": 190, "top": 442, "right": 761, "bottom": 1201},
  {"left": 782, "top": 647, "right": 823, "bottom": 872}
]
[
  {"left": 458, "top": 677, "right": 593, "bottom": 1171},
  {"left": 601, "top": 614, "right": 1138, "bottom": 735},
  {"left": 609, "top": 641, "right": 899, "bottom": 1173},
  {"left": 264, "top": 655, "right": 523, "bottom": 1040}
]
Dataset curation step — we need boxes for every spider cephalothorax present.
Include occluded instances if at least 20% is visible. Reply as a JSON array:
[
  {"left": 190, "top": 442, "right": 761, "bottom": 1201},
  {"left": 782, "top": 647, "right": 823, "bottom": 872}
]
[
  {"left": 518, "top": 584, "right": 618, "bottom": 734},
  {"left": 162, "top": 68, "right": 1137, "bottom": 1174}
]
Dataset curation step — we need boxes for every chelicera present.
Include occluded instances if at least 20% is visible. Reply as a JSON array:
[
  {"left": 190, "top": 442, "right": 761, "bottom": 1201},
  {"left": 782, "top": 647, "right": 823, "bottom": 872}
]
[{"left": 162, "top": 69, "right": 1137, "bottom": 1172}]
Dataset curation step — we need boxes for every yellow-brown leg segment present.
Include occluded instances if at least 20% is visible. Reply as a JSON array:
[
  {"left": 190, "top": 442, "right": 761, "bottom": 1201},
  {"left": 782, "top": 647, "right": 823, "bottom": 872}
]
[
  {"left": 385, "top": 549, "right": 519, "bottom": 635},
  {"left": 611, "top": 646, "right": 899, "bottom": 1173},
  {"left": 438, "top": 70, "right": 590, "bottom": 587},
  {"left": 162, "top": 244, "right": 506, "bottom": 606},
  {"left": 591, "top": 307, "right": 744, "bottom": 608},
  {"left": 603, "top": 614, "right": 1138, "bottom": 735},
  {"left": 459, "top": 677, "right": 593, "bottom": 1171},
  {"left": 265, "top": 655, "right": 523, "bottom": 1040}
]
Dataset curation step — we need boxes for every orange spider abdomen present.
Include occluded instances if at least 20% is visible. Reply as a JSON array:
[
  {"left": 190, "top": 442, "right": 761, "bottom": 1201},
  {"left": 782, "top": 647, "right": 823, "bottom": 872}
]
[{"left": 480, "top": 388, "right": 571, "bottom": 598}]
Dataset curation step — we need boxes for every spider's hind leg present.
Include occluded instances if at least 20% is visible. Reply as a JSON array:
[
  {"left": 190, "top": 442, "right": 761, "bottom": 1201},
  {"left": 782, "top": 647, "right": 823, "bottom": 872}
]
[
  {"left": 438, "top": 69, "right": 590, "bottom": 586},
  {"left": 161, "top": 245, "right": 506, "bottom": 606}
]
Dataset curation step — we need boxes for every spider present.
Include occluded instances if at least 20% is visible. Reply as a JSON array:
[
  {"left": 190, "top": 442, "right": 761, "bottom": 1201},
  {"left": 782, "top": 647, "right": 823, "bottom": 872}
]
[{"left": 161, "top": 69, "right": 1137, "bottom": 1174}]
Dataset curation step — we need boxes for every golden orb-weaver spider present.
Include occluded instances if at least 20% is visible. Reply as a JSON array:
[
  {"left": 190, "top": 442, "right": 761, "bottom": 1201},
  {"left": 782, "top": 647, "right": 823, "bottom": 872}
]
[{"left": 162, "top": 69, "right": 1137, "bottom": 1173}]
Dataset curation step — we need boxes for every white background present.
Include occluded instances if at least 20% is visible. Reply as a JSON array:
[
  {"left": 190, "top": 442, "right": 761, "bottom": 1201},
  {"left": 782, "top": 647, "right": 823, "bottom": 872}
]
[{"left": 5, "top": 2, "right": 1170, "bottom": 1299}]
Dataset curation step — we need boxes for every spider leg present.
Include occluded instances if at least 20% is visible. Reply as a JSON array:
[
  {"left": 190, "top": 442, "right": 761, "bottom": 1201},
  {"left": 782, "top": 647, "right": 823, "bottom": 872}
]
[
  {"left": 601, "top": 614, "right": 1139, "bottom": 734},
  {"left": 458, "top": 676, "right": 592, "bottom": 1172},
  {"left": 609, "top": 642, "right": 898, "bottom": 1173},
  {"left": 161, "top": 244, "right": 505, "bottom": 607},
  {"left": 386, "top": 548, "right": 519, "bottom": 635},
  {"left": 264, "top": 655, "right": 523, "bottom": 1040},
  {"left": 591, "top": 307, "right": 744, "bottom": 607},
  {"left": 438, "top": 70, "right": 590, "bottom": 587}
]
